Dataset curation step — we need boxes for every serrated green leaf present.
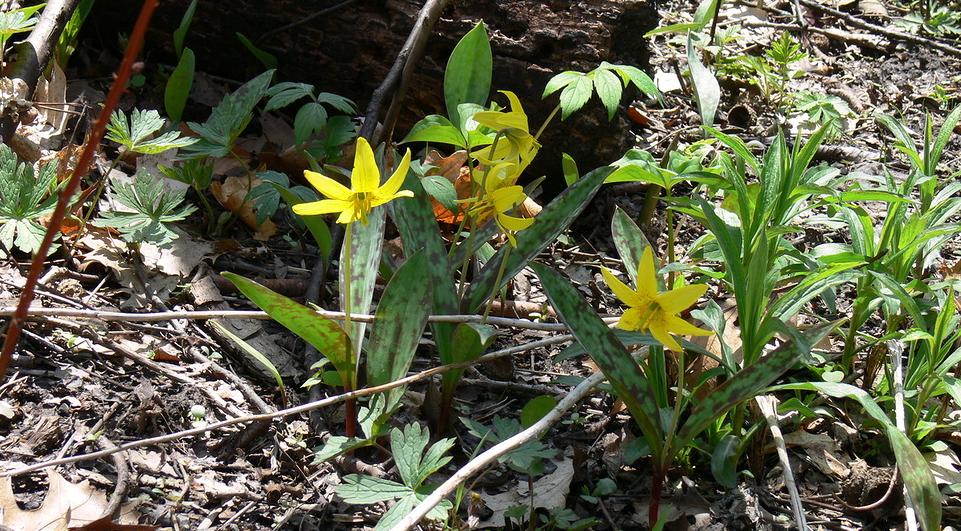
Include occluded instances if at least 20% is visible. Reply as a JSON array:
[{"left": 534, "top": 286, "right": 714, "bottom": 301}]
[
  {"left": 315, "top": 92, "right": 357, "bottom": 114},
  {"left": 184, "top": 70, "right": 273, "bottom": 158},
  {"left": 294, "top": 101, "right": 328, "bottom": 145},
  {"left": 533, "top": 263, "right": 664, "bottom": 455},
  {"left": 445, "top": 22, "right": 492, "bottom": 126},
  {"left": 107, "top": 109, "right": 196, "bottom": 154},
  {"left": 465, "top": 166, "right": 612, "bottom": 312},
  {"left": 336, "top": 475, "right": 410, "bottom": 504},
  {"left": 94, "top": 172, "right": 196, "bottom": 246},
  {"left": 543, "top": 71, "right": 582, "bottom": 98},
  {"left": 559, "top": 74, "right": 594, "bottom": 120},
  {"left": 592, "top": 68, "right": 623, "bottom": 120},
  {"left": 264, "top": 82, "right": 314, "bottom": 112},
  {"left": 221, "top": 272, "right": 352, "bottom": 384}
]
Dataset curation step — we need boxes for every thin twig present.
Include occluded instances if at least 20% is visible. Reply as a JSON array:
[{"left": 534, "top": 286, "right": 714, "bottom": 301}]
[
  {"left": 0, "top": 306, "right": 613, "bottom": 331},
  {"left": 358, "top": 0, "right": 452, "bottom": 144},
  {"left": 797, "top": 0, "right": 961, "bottom": 58},
  {"left": 391, "top": 372, "right": 605, "bottom": 531},
  {"left": 0, "top": 334, "right": 574, "bottom": 478},
  {"left": 756, "top": 395, "right": 808, "bottom": 531},
  {"left": 256, "top": 0, "right": 358, "bottom": 42},
  {"left": 0, "top": 0, "right": 159, "bottom": 381}
]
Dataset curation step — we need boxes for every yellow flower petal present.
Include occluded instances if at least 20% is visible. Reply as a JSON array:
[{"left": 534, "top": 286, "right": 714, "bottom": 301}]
[
  {"left": 602, "top": 268, "right": 644, "bottom": 307},
  {"left": 336, "top": 208, "right": 358, "bottom": 225},
  {"left": 371, "top": 190, "right": 414, "bottom": 208},
  {"left": 497, "top": 213, "right": 534, "bottom": 232},
  {"left": 636, "top": 247, "right": 658, "bottom": 299},
  {"left": 656, "top": 283, "right": 708, "bottom": 314},
  {"left": 304, "top": 170, "right": 352, "bottom": 201},
  {"left": 351, "top": 137, "right": 381, "bottom": 193},
  {"left": 649, "top": 318, "right": 683, "bottom": 351},
  {"left": 293, "top": 199, "right": 352, "bottom": 216},
  {"left": 377, "top": 148, "right": 412, "bottom": 200},
  {"left": 664, "top": 315, "right": 712, "bottom": 337},
  {"left": 617, "top": 307, "right": 645, "bottom": 331},
  {"left": 490, "top": 186, "right": 525, "bottom": 211}
]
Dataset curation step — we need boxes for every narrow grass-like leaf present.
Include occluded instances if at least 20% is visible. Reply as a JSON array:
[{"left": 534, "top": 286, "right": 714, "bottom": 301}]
[
  {"left": 673, "top": 321, "right": 840, "bottom": 453},
  {"left": 209, "top": 320, "right": 285, "bottom": 390},
  {"left": 687, "top": 35, "right": 720, "bottom": 127},
  {"left": 165, "top": 48, "right": 194, "bottom": 123},
  {"left": 465, "top": 166, "right": 612, "bottom": 312},
  {"left": 772, "top": 381, "right": 940, "bottom": 531},
  {"left": 222, "top": 272, "right": 351, "bottom": 382},
  {"left": 533, "top": 263, "right": 664, "bottom": 455},
  {"left": 445, "top": 22, "right": 492, "bottom": 126},
  {"left": 611, "top": 207, "right": 651, "bottom": 286}
]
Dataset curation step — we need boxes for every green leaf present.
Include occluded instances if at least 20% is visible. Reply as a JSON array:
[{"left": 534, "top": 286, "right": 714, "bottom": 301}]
[
  {"left": 0, "top": 144, "right": 59, "bottom": 256},
  {"left": 312, "top": 435, "right": 371, "bottom": 464},
  {"left": 931, "top": 105, "right": 961, "bottom": 170},
  {"left": 294, "top": 101, "right": 328, "bottom": 145},
  {"left": 388, "top": 171, "right": 460, "bottom": 365},
  {"left": 365, "top": 251, "right": 432, "bottom": 428},
  {"left": 445, "top": 22, "right": 492, "bottom": 126},
  {"left": 391, "top": 423, "right": 454, "bottom": 489},
  {"left": 261, "top": 176, "right": 332, "bottom": 258},
  {"left": 315, "top": 92, "right": 357, "bottom": 114},
  {"left": 520, "top": 395, "right": 557, "bottom": 428},
  {"left": 184, "top": 70, "right": 274, "bottom": 158},
  {"left": 561, "top": 152, "right": 579, "bottom": 186},
  {"left": 772, "top": 382, "right": 941, "bottom": 531},
  {"left": 236, "top": 31, "right": 278, "bottom": 69},
  {"left": 559, "top": 74, "right": 593, "bottom": 120},
  {"left": 687, "top": 35, "right": 720, "bottom": 127},
  {"left": 441, "top": 323, "right": 497, "bottom": 399},
  {"left": 401, "top": 115, "right": 467, "bottom": 148},
  {"left": 342, "top": 208, "right": 385, "bottom": 364},
  {"left": 264, "top": 82, "right": 314, "bottom": 112},
  {"left": 421, "top": 175, "right": 458, "bottom": 210},
  {"left": 165, "top": 48, "right": 195, "bottom": 123},
  {"left": 611, "top": 207, "right": 651, "bottom": 286},
  {"left": 209, "top": 321, "right": 284, "bottom": 390},
  {"left": 94, "top": 173, "right": 196, "bottom": 247},
  {"left": 644, "top": 22, "right": 702, "bottom": 37},
  {"left": 336, "top": 475, "right": 410, "bottom": 504},
  {"left": 462, "top": 416, "right": 556, "bottom": 474},
  {"left": 533, "top": 263, "right": 664, "bottom": 455},
  {"left": 674, "top": 321, "right": 840, "bottom": 452},
  {"left": 603, "top": 63, "right": 663, "bottom": 105},
  {"left": 106, "top": 109, "right": 196, "bottom": 154},
  {"left": 592, "top": 68, "right": 623, "bottom": 120},
  {"left": 221, "top": 272, "right": 352, "bottom": 384},
  {"left": 172, "top": 0, "right": 198, "bottom": 57},
  {"left": 543, "top": 71, "right": 582, "bottom": 98},
  {"left": 465, "top": 166, "right": 612, "bottom": 312},
  {"left": 710, "top": 434, "right": 740, "bottom": 488}
]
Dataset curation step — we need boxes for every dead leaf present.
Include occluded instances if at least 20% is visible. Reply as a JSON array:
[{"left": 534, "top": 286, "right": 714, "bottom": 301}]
[
  {"left": 858, "top": 0, "right": 888, "bottom": 18},
  {"left": 69, "top": 516, "right": 157, "bottom": 530},
  {"left": 210, "top": 176, "right": 277, "bottom": 240},
  {"left": 424, "top": 150, "right": 471, "bottom": 224},
  {"left": 781, "top": 430, "right": 850, "bottom": 477},
  {"left": 477, "top": 459, "right": 574, "bottom": 528},
  {"left": 926, "top": 446, "right": 961, "bottom": 486},
  {"left": 139, "top": 234, "right": 213, "bottom": 278},
  {"left": 0, "top": 469, "right": 141, "bottom": 530},
  {"left": 34, "top": 60, "right": 69, "bottom": 133}
]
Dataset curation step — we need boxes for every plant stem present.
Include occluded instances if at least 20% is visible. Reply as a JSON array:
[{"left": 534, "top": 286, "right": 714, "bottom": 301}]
[
  {"left": 483, "top": 246, "right": 512, "bottom": 322},
  {"left": 666, "top": 206, "right": 676, "bottom": 288},
  {"left": 76, "top": 156, "right": 122, "bottom": 236},
  {"left": 649, "top": 466, "right": 664, "bottom": 527},
  {"left": 534, "top": 103, "right": 561, "bottom": 141},
  {"left": 342, "top": 221, "right": 356, "bottom": 437}
]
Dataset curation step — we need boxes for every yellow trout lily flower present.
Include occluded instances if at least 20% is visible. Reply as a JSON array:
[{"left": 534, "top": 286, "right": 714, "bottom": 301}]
[
  {"left": 293, "top": 137, "right": 413, "bottom": 224},
  {"left": 472, "top": 90, "right": 540, "bottom": 170},
  {"left": 463, "top": 164, "right": 534, "bottom": 247},
  {"left": 602, "top": 247, "right": 711, "bottom": 351}
]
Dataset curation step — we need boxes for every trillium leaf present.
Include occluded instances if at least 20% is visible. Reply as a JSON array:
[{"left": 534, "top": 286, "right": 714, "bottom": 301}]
[{"left": 221, "top": 272, "right": 352, "bottom": 383}]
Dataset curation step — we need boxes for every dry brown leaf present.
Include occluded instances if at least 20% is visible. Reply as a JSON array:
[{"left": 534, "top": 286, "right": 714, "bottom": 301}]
[
  {"left": 781, "top": 430, "right": 850, "bottom": 478},
  {"left": 210, "top": 176, "right": 277, "bottom": 240},
  {"left": 0, "top": 470, "right": 141, "bottom": 530},
  {"left": 424, "top": 150, "right": 471, "bottom": 224},
  {"left": 69, "top": 516, "right": 157, "bottom": 530},
  {"left": 477, "top": 459, "right": 574, "bottom": 528}
]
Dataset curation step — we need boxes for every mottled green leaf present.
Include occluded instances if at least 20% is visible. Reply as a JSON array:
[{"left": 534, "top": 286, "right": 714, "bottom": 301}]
[{"left": 611, "top": 207, "right": 651, "bottom": 286}]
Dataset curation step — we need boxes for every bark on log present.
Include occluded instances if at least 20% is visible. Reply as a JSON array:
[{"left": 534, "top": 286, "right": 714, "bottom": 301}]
[{"left": 95, "top": 0, "right": 658, "bottom": 189}]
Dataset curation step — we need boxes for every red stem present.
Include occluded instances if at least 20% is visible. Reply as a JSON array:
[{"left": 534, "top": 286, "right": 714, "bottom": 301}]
[
  {"left": 344, "top": 394, "right": 357, "bottom": 437},
  {"left": 649, "top": 469, "right": 664, "bottom": 527},
  {"left": 0, "top": 0, "right": 159, "bottom": 381}
]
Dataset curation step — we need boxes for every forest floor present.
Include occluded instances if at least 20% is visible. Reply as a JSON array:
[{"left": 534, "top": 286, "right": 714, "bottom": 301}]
[{"left": 1, "top": 0, "right": 961, "bottom": 530}]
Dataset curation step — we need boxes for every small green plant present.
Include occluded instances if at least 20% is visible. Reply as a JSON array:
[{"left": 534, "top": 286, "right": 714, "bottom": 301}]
[
  {"left": 183, "top": 70, "right": 274, "bottom": 158},
  {"left": 896, "top": 1, "right": 961, "bottom": 36},
  {"left": 0, "top": 144, "right": 59, "bottom": 256},
  {"left": 105, "top": 109, "right": 197, "bottom": 155},
  {"left": 93, "top": 172, "right": 197, "bottom": 246},
  {"left": 792, "top": 91, "right": 854, "bottom": 137},
  {"left": 0, "top": 3, "right": 43, "bottom": 63},
  {"left": 264, "top": 81, "right": 357, "bottom": 158},
  {"left": 335, "top": 423, "right": 454, "bottom": 530}
]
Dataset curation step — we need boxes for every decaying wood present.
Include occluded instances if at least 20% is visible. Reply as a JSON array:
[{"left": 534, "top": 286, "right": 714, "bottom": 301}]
[{"left": 96, "top": 0, "right": 658, "bottom": 187}]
